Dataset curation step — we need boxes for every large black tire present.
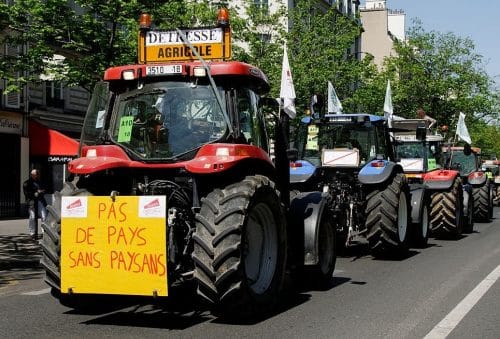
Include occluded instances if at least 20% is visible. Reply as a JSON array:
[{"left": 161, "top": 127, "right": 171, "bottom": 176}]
[
  {"left": 430, "top": 178, "right": 463, "bottom": 237},
  {"left": 192, "top": 175, "right": 287, "bottom": 318},
  {"left": 472, "top": 183, "right": 490, "bottom": 222},
  {"left": 365, "top": 173, "right": 410, "bottom": 256},
  {"left": 40, "top": 182, "right": 98, "bottom": 310},
  {"left": 488, "top": 182, "right": 494, "bottom": 219},
  {"left": 412, "top": 203, "right": 430, "bottom": 248}
]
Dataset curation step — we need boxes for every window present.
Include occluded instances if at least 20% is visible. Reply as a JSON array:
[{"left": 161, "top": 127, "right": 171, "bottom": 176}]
[
  {"left": 235, "top": 89, "right": 268, "bottom": 151},
  {"left": 254, "top": 0, "right": 269, "bottom": 8},
  {"left": 45, "top": 81, "right": 64, "bottom": 108}
]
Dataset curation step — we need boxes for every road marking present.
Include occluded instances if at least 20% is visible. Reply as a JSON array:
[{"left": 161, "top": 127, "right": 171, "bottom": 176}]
[
  {"left": 21, "top": 288, "right": 51, "bottom": 296},
  {"left": 424, "top": 263, "right": 500, "bottom": 339}
]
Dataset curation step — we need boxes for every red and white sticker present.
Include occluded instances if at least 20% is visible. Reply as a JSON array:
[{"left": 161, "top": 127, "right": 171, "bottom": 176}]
[
  {"left": 139, "top": 196, "right": 166, "bottom": 218},
  {"left": 61, "top": 197, "right": 88, "bottom": 218}
]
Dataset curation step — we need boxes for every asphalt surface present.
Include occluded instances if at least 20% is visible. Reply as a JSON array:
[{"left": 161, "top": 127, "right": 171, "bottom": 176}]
[
  {"left": 0, "top": 218, "right": 42, "bottom": 270},
  {"left": 1, "top": 210, "right": 499, "bottom": 338}
]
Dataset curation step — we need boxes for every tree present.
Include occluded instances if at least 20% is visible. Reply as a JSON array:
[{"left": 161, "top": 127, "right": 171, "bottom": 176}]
[
  {"left": 285, "top": 0, "right": 373, "bottom": 115},
  {"left": 0, "top": 1, "right": 237, "bottom": 92},
  {"left": 381, "top": 21, "right": 499, "bottom": 126}
]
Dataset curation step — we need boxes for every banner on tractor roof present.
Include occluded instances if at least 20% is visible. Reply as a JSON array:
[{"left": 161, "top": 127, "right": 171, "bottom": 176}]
[
  {"left": 60, "top": 196, "right": 168, "bottom": 297},
  {"left": 383, "top": 80, "right": 393, "bottom": 127},
  {"left": 327, "top": 81, "right": 343, "bottom": 114},
  {"left": 280, "top": 44, "right": 296, "bottom": 118},
  {"left": 138, "top": 27, "right": 231, "bottom": 63},
  {"left": 456, "top": 112, "right": 472, "bottom": 145}
]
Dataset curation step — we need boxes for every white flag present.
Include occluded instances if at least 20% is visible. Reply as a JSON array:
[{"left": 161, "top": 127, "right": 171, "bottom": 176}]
[
  {"left": 456, "top": 112, "right": 472, "bottom": 144},
  {"left": 280, "top": 45, "right": 296, "bottom": 118},
  {"left": 328, "top": 81, "right": 343, "bottom": 114},
  {"left": 383, "top": 80, "right": 393, "bottom": 122}
]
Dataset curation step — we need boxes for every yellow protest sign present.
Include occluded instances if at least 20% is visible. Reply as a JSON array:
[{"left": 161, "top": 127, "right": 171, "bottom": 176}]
[{"left": 60, "top": 196, "right": 168, "bottom": 296}]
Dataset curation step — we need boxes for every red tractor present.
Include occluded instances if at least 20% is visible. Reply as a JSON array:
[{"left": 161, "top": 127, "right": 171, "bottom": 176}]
[
  {"left": 392, "top": 119, "right": 470, "bottom": 238},
  {"left": 41, "top": 10, "right": 336, "bottom": 317}
]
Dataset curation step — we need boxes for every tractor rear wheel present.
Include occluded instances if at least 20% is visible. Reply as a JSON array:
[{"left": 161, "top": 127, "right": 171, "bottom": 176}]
[
  {"left": 40, "top": 182, "right": 100, "bottom": 310},
  {"left": 472, "top": 183, "right": 490, "bottom": 222},
  {"left": 365, "top": 173, "right": 410, "bottom": 256},
  {"left": 193, "top": 175, "right": 287, "bottom": 318},
  {"left": 430, "top": 178, "right": 463, "bottom": 237}
]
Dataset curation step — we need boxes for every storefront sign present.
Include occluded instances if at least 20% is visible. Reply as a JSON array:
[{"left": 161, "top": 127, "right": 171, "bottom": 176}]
[
  {"left": 0, "top": 111, "right": 22, "bottom": 135},
  {"left": 47, "top": 156, "right": 75, "bottom": 163}
]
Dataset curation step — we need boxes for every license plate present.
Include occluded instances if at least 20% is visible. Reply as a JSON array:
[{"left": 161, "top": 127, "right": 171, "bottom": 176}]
[{"left": 146, "top": 65, "right": 182, "bottom": 76}]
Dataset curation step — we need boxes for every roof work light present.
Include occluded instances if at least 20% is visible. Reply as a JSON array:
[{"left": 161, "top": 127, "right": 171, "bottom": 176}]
[
  {"left": 216, "top": 8, "right": 229, "bottom": 27},
  {"left": 139, "top": 13, "right": 152, "bottom": 30}
]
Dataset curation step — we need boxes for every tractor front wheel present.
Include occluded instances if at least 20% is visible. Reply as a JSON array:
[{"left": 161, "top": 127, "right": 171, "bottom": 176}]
[{"left": 412, "top": 203, "right": 430, "bottom": 248}]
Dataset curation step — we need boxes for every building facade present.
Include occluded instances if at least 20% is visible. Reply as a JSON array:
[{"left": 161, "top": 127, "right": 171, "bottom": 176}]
[
  {"left": 1, "top": 48, "right": 83, "bottom": 218},
  {"left": 359, "top": 0, "right": 405, "bottom": 68}
]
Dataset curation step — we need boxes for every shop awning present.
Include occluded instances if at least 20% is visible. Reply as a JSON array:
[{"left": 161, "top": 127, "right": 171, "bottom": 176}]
[{"left": 29, "top": 120, "right": 79, "bottom": 157}]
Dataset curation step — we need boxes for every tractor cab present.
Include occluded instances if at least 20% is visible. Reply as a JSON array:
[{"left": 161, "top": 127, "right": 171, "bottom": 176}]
[
  {"left": 392, "top": 119, "right": 444, "bottom": 180},
  {"left": 291, "top": 114, "right": 392, "bottom": 185},
  {"left": 81, "top": 63, "right": 270, "bottom": 163}
]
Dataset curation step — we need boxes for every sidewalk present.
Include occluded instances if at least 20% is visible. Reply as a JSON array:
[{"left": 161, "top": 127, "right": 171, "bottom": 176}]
[{"left": 0, "top": 218, "right": 43, "bottom": 269}]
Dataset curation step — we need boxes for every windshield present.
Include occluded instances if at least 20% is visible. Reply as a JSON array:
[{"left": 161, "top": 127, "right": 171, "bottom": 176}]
[
  {"left": 81, "top": 82, "right": 110, "bottom": 146},
  {"left": 395, "top": 143, "right": 425, "bottom": 159},
  {"left": 450, "top": 151, "right": 477, "bottom": 176},
  {"left": 395, "top": 141, "right": 442, "bottom": 171},
  {"left": 111, "top": 82, "right": 227, "bottom": 159},
  {"left": 298, "top": 122, "right": 380, "bottom": 167}
]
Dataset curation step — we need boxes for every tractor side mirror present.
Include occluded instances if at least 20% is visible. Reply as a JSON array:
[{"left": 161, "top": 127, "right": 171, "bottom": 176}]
[
  {"left": 464, "top": 143, "right": 472, "bottom": 156},
  {"left": 416, "top": 123, "right": 427, "bottom": 141}
]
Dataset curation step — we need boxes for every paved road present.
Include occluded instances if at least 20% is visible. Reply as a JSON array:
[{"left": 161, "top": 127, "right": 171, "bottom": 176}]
[{"left": 1, "top": 209, "right": 499, "bottom": 338}]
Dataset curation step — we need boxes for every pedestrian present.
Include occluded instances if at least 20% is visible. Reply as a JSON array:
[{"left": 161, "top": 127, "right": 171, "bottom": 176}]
[
  {"left": 416, "top": 108, "right": 437, "bottom": 128},
  {"left": 23, "top": 169, "right": 48, "bottom": 240}
]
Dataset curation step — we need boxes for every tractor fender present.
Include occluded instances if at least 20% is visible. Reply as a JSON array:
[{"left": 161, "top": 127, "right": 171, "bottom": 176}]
[
  {"left": 408, "top": 185, "right": 425, "bottom": 224},
  {"left": 423, "top": 170, "right": 458, "bottom": 190},
  {"left": 462, "top": 184, "right": 472, "bottom": 217},
  {"left": 289, "top": 160, "right": 317, "bottom": 183},
  {"left": 358, "top": 160, "right": 401, "bottom": 185},
  {"left": 288, "top": 191, "right": 329, "bottom": 266},
  {"left": 468, "top": 172, "right": 487, "bottom": 186}
]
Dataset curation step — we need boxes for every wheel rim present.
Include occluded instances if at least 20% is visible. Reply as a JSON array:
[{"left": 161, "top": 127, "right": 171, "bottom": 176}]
[
  {"left": 318, "top": 221, "right": 334, "bottom": 274},
  {"left": 243, "top": 202, "right": 278, "bottom": 295},
  {"left": 398, "top": 193, "right": 408, "bottom": 243},
  {"left": 421, "top": 205, "right": 429, "bottom": 238}
]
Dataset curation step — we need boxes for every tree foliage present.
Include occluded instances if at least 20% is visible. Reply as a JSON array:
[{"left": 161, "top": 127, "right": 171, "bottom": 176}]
[
  {"left": 1, "top": 1, "right": 498, "bottom": 155},
  {"left": 382, "top": 21, "right": 498, "bottom": 123},
  {"left": 285, "top": 0, "right": 372, "bottom": 114}
]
